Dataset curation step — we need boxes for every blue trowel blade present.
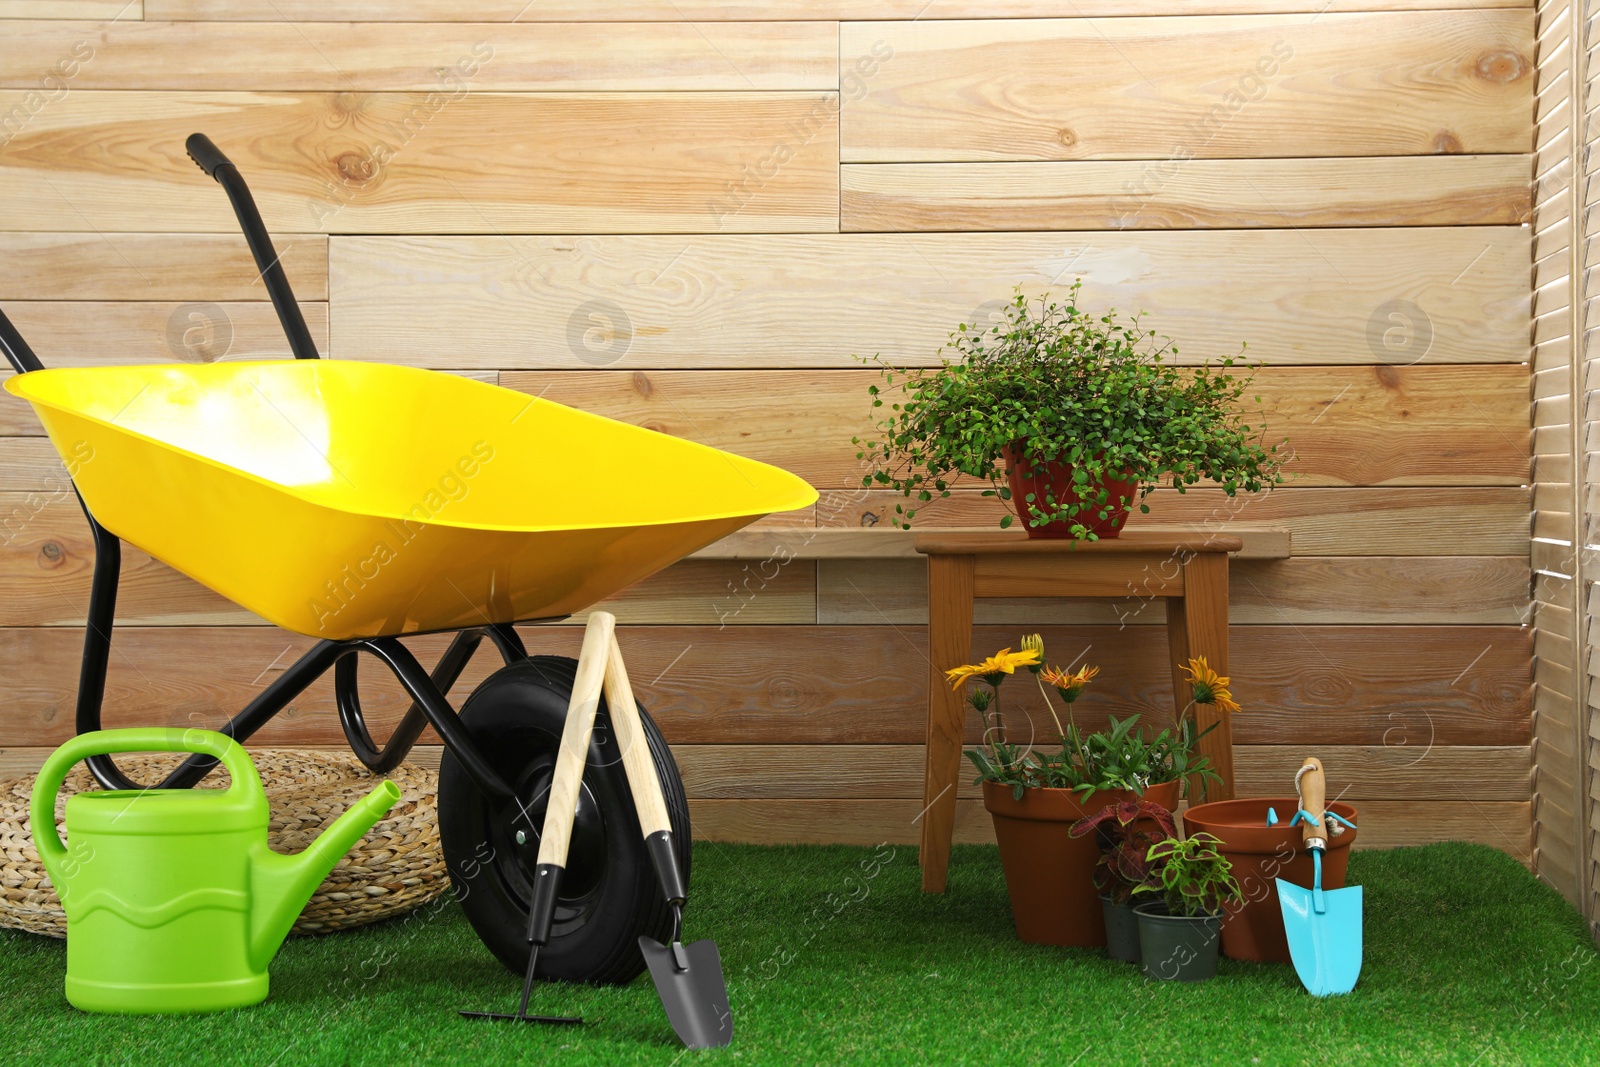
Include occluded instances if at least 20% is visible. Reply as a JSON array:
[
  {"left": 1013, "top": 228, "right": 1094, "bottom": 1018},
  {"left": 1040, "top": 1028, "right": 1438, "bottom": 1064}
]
[{"left": 1276, "top": 878, "right": 1362, "bottom": 996}]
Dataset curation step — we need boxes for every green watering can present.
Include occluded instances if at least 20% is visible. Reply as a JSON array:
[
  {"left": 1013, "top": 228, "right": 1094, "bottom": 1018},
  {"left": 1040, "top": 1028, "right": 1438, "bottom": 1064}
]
[{"left": 31, "top": 728, "right": 401, "bottom": 1014}]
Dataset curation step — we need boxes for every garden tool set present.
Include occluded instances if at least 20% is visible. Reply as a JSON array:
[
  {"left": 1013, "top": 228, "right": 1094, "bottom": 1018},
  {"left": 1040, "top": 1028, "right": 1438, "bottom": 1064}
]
[{"left": 3, "top": 133, "right": 809, "bottom": 1046}]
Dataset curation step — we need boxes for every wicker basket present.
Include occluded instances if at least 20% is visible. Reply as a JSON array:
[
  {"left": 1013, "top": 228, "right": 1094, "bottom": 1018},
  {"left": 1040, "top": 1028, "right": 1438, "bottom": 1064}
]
[{"left": 0, "top": 750, "right": 449, "bottom": 938}]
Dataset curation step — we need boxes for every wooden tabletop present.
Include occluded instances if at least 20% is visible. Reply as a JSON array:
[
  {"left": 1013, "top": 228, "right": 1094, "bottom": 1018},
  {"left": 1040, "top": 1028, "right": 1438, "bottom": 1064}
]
[
  {"left": 693, "top": 525, "right": 1287, "bottom": 561},
  {"left": 913, "top": 527, "right": 1246, "bottom": 556}
]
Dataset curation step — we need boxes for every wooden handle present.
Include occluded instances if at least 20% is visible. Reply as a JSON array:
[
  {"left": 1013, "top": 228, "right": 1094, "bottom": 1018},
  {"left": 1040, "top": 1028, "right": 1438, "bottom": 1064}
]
[
  {"left": 535, "top": 612, "right": 614, "bottom": 868},
  {"left": 603, "top": 630, "right": 675, "bottom": 839},
  {"left": 1297, "top": 756, "right": 1327, "bottom": 849}
]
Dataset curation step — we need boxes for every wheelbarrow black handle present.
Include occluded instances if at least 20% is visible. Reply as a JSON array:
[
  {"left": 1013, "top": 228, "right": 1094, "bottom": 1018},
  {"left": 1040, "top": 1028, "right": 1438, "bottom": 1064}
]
[
  {"left": 183, "top": 132, "right": 321, "bottom": 361},
  {"left": 184, "top": 133, "right": 234, "bottom": 180}
]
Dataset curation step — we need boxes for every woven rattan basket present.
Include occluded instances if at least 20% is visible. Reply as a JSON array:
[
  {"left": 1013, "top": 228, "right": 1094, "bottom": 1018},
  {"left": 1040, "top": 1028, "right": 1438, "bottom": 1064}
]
[{"left": 0, "top": 750, "right": 448, "bottom": 938}]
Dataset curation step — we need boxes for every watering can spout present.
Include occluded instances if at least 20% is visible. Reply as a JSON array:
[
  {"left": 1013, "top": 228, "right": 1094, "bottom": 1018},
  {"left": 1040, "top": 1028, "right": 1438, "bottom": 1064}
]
[{"left": 249, "top": 779, "right": 401, "bottom": 967}]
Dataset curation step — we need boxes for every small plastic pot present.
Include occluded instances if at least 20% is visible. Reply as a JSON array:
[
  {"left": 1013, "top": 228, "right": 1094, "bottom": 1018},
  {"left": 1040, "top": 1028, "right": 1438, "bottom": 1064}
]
[
  {"left": 1100, "top": 895, "right": 1141, "bottom": 964},
  {"left": 1134, "top": 902, "right": 1221, "bottom": 982}
]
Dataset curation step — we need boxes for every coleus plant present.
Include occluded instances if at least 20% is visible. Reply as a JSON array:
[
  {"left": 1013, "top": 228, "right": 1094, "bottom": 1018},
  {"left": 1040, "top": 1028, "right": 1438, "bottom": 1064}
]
[{"left": 1069, "top": 799, "right": 1179, "bottom": 906}]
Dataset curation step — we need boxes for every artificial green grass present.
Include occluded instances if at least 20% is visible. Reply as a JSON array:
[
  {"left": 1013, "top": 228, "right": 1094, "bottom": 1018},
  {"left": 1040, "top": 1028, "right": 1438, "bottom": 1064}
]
[{"left": 2, "top": 842, "right": 1597, "bottom": 1065}]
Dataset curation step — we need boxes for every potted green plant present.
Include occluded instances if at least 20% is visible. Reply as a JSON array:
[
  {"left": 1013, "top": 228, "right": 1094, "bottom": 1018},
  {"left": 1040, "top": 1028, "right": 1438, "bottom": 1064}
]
[
  {"left": 953, "top": 635, "right": 1216, "bottom": 947},
  {"left": 1132, "top": 832, "right": 1243, "bottom": 982},
  {"left": 855, "top": 282, "right": 1284, "bottom": 539},
  {"left": 1068, "top": 799, "right": 1178, "bottom": 964}
]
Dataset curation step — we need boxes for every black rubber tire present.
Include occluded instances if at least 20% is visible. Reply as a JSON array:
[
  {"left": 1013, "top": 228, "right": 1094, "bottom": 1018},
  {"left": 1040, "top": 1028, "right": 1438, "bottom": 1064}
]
[{"left": 437, "top": 655, "right": 691, "bottom": 985}]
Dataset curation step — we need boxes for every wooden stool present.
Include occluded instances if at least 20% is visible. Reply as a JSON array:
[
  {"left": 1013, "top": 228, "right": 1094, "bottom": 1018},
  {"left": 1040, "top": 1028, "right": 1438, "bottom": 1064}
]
[{"left": 914, "top": 529, "right": 1243, "bottom": 893}]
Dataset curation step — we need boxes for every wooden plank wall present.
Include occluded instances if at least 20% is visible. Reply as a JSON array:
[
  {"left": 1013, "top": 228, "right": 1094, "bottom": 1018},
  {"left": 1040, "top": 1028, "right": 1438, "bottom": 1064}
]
[
  {"left": 1527, "top": 0, "right": 1597, "bottom": 930},
  {"left": 0, "top": 3, "right": 1536, "bottom": 857}
]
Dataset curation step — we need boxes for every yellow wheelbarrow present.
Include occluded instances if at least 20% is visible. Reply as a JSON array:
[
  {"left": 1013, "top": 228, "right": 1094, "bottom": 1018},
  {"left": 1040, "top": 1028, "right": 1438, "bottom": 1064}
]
[{"left": 0, "top": 137, "right": 815, "bottom": 1000}]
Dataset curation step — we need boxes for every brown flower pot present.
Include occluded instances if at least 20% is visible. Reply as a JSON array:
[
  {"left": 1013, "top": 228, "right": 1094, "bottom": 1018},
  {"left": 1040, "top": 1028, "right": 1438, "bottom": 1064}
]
[
  {"left": 1181, "top": 796, "right": 1359, "bottom": 964},
  {"left": 1001, "top": 444, "right": 1139, "bottom": 540},
  {"left": 983, "top": 779, "right": 1181, "bottom": 947}
]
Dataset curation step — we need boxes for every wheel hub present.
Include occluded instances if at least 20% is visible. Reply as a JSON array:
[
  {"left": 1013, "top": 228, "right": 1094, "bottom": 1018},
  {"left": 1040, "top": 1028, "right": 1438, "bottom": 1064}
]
[{"left": 500, "top": 761, "right": 608, "bottom": 903}]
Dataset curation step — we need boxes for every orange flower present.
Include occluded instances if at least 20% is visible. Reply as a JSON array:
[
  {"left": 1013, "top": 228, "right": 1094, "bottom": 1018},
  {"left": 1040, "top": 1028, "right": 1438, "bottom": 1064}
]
[
  {"left": 1181, "top": 656, "right": 1240, "bottom": 715},
  {"left": 1041, "top": 663, "right": 1100, "bottom": 703}
]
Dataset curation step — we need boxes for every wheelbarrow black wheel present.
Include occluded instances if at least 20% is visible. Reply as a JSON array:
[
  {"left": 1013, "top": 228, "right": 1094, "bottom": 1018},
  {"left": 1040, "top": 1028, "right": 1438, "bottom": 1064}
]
[{"left": 437, "top": 655, "right": 692, "bottom": 985}]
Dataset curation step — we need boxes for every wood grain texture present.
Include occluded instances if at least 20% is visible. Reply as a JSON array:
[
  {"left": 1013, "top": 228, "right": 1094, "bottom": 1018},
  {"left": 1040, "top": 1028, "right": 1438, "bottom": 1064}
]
[
  {"left": 842, "top": 12, "right": 1534, "bottom": 162},
  {"left": 0, "top": 233, "right": 327, "bottom": 300},
  {"left": 495, "top": 365, "right": 1529, "bottom": 488},
  {"left": 138, "top": 1, "right": 1535, "bottom": 20},
  {"left": 667, "top": 744, "right": 1533, "bottom": 802},
  {"left": 819, "top": 556, "right": 1531, "bottom": 626},
  {"left": 331, "top": 229, "right": 1528, "bottom": 367},
  {"left": 829, "top": 487, "right": 1530, "bottom": 557},
  {"left": 0, "top": 300, "right": 328, "bottom": 369},
  {"left": 842, "top": 157, "right": 1534, "bottom": 231},
  {"left": 0, "top": 739, "right": 1530, "bottom": 852},
  {"left": 691, "top": 526, "right": 1287, "bottom": 561},
  {"left": 921, "top": 552, "right": 974, "bottom": 891},
  {"left": 0, "top": 501, "right": 818, "bottom": 625},
  {"left": 0, "top": 1, "right": 139, "bottom": 16},
  {"left": 0, "top": 91, "right": 839, "bottom": 233},
  {"left": 687, "top": 798, "right": 1531, "bottom": 854},
  {"left": 0, "top": 624, "right": 1530, "bottom": 748},
  {"left": 0, "top": 21, "right": 838, "bottom": 91}
]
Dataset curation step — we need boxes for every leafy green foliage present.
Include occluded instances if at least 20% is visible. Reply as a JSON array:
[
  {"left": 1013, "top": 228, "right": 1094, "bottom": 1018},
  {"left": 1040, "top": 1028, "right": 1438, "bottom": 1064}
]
[
  {"left": 1136, "top": 832, "right": 1244, "bottom": 918},
  {"left": 964, "top": 712, "right": 1219, "bottom": 803},
  {"left": 853, "top": 283, "right": 1285, "bottom": 538}
]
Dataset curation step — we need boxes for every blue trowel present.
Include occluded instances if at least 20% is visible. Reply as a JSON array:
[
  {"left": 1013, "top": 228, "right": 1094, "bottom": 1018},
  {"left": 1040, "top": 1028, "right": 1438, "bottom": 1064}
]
[{"left": 1275, "top": 757, "right": 1362, "bottom": 996}]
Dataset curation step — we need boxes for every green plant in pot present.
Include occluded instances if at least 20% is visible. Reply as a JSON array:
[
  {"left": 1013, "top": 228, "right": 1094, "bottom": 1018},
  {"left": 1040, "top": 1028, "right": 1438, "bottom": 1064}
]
[
  {"left": 854, "top": 282, "right": 1284, "bottom": 539},
  {"left": 953, "top": 634, "right": 1210, "bottom": 947},
  {"left": 1068, "top": 799, "right": 1178, "bottom": 964},
  {"left": 1132, "top": 832, "right": 1243, "bottom": 982}
]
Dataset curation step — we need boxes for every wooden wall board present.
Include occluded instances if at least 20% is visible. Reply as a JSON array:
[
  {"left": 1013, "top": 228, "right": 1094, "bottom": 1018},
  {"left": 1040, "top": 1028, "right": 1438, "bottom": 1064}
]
[
  {"left": 0, "top": 623, "right": 1531, "bottom": 748},
  {"left": 0, "top": 742, "right": 1531, "bottom": 805},
  {"left": 137, "top": 1, "right": 1536, "bottom": 20},
  {"left": 0, "top": 21, "right": 838, "bottom": 92},
  {"left": 825, "top": 487, "right": 1531, "bottom": 557},
  {"left": 816, "top": 556, "right": 1531, "bottom": 626},
  {"left": 0, "top": 91, "right": 840, "bottom": 234},
  {"left": 0, "top": 233, "right": 327, "bottom": 300},
  {"left": 0, "top": 300, "right": 328, "bottom": 371},
  {"left": 668, "top": 743, "right": 1532, "bottom": 802},
  {"left": 498, "top": 365, "right": 1529, "bottom": 488},
  {"left": 842, "top": 157, "right": 1534, "bottom": 232},
  {"left": 841, "top": 12, "right": 1534, "bottom": 162},
  {"left": 0, "top": 503, "right": 819, "bottom": 626},
  {"left": 330, "top": 229, "right": 1529, "bottom": 368},
  {"left": 0, "top": 1, "right": 139, "bottom": 16},
  {"left": 686, "top": 798, "right": 1532, "bottom": 854}
]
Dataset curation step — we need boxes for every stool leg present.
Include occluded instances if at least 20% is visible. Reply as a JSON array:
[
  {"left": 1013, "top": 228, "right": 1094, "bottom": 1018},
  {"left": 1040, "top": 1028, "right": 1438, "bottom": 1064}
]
[
  {"left": 922, "top": 554, "right": 974, "bottom": 893},
  {"left": 1171, "top": 553, "right": 1234, "bottom": 802}
]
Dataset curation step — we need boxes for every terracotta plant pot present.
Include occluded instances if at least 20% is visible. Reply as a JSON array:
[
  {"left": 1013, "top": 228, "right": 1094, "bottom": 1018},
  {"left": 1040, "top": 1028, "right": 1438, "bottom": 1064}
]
[
  {"left": 1134, "top": 902, "right": 1221, "bottom": 982},
  {"left": 1100, "top": 894, "right": 1141, "bottom": 963},
  {"left": 1001, "top": 444, "right": 1139, "bottom": 540},
  {"left": 982, "top": 778, "right": 1181, "bottom": 947},
  {"left": 1181, "top": 796, "right": 1359, "bottom": 964}
]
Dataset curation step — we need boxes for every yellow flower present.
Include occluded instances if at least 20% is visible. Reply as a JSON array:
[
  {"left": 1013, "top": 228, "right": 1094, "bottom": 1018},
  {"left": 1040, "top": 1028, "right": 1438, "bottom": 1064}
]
[
  {"left": 945, "top": 647, "right": 1041, "bottom": 689},
  {"left": 1182, "top": 656, "right": 1241, "bottom": 715},
  {"left": 1020, "top": 633, "right": 1046, "bottom": 673},
  {"left": 1041, "top": 663, "right": 1100, "bottom": 703}
]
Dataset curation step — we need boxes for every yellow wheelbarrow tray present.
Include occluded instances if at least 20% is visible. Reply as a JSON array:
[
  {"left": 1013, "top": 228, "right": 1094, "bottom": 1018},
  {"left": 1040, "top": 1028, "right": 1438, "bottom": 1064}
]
[
  {"left": 0, "top": 133, "right": 816, "bottom": 1001},
  {"left": 6, "top": 358, "right": 815, "bottom": 641}
]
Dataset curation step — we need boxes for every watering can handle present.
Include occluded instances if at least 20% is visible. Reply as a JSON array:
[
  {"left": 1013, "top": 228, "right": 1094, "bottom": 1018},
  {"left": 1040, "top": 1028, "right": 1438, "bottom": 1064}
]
[
  {"left": 1296, "top": 757, "right": 1327, "bottom": 851},
  {"left": 30, "top": 728, "right": 260, "bottom": 871}
]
